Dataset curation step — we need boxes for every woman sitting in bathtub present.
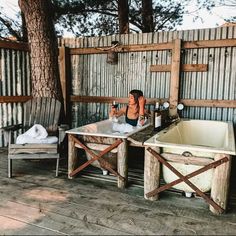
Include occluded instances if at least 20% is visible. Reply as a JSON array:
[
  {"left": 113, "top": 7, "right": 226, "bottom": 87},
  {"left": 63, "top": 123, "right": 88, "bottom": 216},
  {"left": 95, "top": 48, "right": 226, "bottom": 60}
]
[{"left": 109, "top": 89, "right": 148, "bottom": 126}]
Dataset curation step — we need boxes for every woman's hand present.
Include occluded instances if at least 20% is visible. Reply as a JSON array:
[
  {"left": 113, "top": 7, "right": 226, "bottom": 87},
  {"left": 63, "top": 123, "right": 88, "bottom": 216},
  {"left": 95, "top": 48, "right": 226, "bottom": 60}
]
[
  {"left": 110, "top": 106, "right": 117, "bottom": 117},
  {"left": 138, "top": 96, "right": 146, "bottom": 107}
]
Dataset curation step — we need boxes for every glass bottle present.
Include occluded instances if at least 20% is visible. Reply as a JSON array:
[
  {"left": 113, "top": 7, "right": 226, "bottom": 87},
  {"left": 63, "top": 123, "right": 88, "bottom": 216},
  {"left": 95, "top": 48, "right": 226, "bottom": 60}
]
[{"left": 154, "top": 102, "right": 162, "bottom": 131}]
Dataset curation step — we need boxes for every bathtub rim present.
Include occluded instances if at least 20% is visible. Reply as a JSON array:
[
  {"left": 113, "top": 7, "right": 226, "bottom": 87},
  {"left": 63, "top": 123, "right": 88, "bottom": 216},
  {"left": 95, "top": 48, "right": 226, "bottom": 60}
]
[
  {"left": 66, "top": 116, "right": 151, "bottom": 139},
  {"left": 144, "top": 118, "right": 236, "bottom": 155}
]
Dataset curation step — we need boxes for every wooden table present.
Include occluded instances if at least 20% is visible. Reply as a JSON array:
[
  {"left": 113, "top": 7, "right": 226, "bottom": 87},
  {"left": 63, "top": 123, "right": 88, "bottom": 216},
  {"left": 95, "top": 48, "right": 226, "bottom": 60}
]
[{"left": 66, "top": 118, "right": 151, "bottom": 188}]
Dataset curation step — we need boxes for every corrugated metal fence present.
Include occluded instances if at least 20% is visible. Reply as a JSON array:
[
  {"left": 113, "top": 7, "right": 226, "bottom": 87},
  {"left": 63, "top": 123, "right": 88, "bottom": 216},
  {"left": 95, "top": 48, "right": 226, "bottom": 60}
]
[
  {"left": 58, "top": 26, "right": 236, "bottom": 128},
  {"left": 0, "top": 26, "right": 235, "bottom": 146},
  {"left": 0, "top": 47, "right": 31, "bottom": 145}
]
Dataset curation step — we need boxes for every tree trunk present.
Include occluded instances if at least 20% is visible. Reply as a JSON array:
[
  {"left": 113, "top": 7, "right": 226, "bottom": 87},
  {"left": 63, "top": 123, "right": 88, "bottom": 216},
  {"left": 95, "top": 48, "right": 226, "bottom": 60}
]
[
  {"left": 118, "top": 0, "right": 129, "bottom": 34},
  {"left": 19, "top": 0, "right": 62, "bottom": 100},
  {"left": 142, "top": 0, "right": 154, "bottom": 32}
]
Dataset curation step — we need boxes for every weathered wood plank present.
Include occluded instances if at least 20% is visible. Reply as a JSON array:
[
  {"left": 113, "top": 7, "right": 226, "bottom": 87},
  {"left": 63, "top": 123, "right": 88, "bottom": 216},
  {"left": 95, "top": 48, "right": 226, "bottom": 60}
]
[
  {"left": 169, "top": 39, "right": 181, "bottom": 117},
  {"left": 144, "top": 146, "right": 160, "bottom": 201},
  {"left": 150, "top": 64, "right": 208, "bottom": 72},
  {"left": 210, "top": 154, "right": 232, "bottom": 214},
  {"left": 69, "top": 96, "right": 236, "bottom": 108},
  {"left": 0, "top": 96, "right": 32, "bottom": 103},
  {"left": 0, "top": 40, "right": 29, "bottom": 51},
  {"left": 69, "top": 39, "right": 236, "bottom": 55},
  {"left": 117, "top": 139, "right": 128, "bottom": 188},
  {"left": 180, "top": 99, "right": 236, "bottom": 108}
]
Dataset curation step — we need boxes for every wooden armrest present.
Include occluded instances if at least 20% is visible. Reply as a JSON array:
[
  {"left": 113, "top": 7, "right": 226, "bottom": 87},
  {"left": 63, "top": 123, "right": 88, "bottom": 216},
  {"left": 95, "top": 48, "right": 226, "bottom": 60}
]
[
  {"left": 58, "top": 124, "right": 69, "bottom": 143},
  {"left": 1, "top": 124, "right": 23, "bottom": 131}
]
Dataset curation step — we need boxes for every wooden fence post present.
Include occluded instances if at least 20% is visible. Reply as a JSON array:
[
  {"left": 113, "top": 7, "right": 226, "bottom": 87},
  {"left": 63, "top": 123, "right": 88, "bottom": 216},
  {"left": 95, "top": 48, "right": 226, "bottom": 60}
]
[
  {"left": 169, "top": 38, "right": 181, "bottom": 117},
  {"left": 59, "top": 46, "right": 70, "bottom": 123}
]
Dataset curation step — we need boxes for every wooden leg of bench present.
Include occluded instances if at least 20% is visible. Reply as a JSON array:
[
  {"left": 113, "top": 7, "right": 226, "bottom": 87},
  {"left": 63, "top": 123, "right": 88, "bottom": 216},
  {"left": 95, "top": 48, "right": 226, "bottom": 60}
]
[{"left": 8, "top": 157, "right": 12, "bottom": 178}]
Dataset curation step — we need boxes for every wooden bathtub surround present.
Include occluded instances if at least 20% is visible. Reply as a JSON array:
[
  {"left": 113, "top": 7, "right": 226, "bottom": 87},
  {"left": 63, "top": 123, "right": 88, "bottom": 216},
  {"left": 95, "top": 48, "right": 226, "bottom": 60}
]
[
  {"left": 210, "top": 154, "right": 232, "bottom": 214},
  {"left": 68, "top": 134, "right": 78, "bottom": 179},
  {"left": 144, "top": 146, "right": 160, "bottom": 201},
  {"left": 117, "top": 139, "right": 128, "bottom": 188},
  {"left": 145, "top": 148, "right": 230, "bottom": 215},
  {"left": 68, "top": 133, "right": 127, "bottom": 188}
]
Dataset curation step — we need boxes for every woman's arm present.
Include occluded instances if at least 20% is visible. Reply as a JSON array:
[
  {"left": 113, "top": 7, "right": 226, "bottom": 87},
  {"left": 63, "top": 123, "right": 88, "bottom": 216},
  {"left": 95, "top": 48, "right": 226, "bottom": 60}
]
[
  {"left": 138, "top": 96, "right": 146, "bottom": 116},
  {"left": 109, "top": 106, "right": 126, "bottom": 118},
  {"left": 138, "top": 96, "right": 146, "bottom": 125}
]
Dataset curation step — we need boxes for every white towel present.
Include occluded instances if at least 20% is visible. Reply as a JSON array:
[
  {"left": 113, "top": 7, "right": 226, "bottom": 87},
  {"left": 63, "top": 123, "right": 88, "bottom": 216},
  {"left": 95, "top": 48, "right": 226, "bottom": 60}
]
[
  {"left": 16, "top": 124, "right": 58, "bottom": 144},
  {"left": 23, "top": 124, "right": 48, "bottom": 139},
  {"left": 112, "top": 123, "right": 134, "bottom": 133}
]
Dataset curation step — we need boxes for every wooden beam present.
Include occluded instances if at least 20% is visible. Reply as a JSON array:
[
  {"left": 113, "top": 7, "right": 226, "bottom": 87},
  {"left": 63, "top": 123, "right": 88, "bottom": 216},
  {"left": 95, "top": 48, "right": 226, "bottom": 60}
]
[
  {"left": 183, "top": 39, "right": 236, "bottom": 49},
  {"left": 59, "top": 46, "right": 70, "bottom": 121},
  {"left": 180, "top": 99, "right": 236, "bottom": 108},
  {"left": 150, "top": 64, "right": 208, "bottom": 72},
  {"left": 70, "top": 42, "right": 173, "bottom": 55},
  {"left": 169, "top": 39, "right": 181, "bottom": 117},
  {"left": 0, "top": 40, "right": 29, "bottom": 51},
  {"left": 1, "top": 96, "right": 235, "bottom": 108},
  {"left": 69, "top": 39, "right": 236, "bottom": 55},
  {"left": 0, "top": 96, "right": 32, "bottom": 103},
  {"left": 70, "top": 96, "right": 236, "bottom": 108},
  {"left": 70, "top": 95, "right": 168, "bottom": 105}
]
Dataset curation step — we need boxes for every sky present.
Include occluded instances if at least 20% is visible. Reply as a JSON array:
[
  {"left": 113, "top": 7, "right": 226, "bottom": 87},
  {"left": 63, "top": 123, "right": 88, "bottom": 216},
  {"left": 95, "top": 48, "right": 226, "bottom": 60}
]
[{"left": 0, "top": 0, "right": 235, "bottom": 36}]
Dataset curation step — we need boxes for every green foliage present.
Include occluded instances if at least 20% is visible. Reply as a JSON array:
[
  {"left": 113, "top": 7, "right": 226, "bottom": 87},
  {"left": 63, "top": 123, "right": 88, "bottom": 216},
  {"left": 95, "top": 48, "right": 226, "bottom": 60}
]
[
  {"left": 54, "top": 0, "right": 184, "bottom": 36},
  {"left": 0, "top": 0, "right": 235, "bottom": 40}
]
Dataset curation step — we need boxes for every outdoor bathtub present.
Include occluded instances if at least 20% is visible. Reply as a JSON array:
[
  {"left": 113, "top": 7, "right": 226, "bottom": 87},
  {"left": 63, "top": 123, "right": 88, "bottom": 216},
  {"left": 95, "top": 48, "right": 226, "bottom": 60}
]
[
  {"left": 144, "top": 118, "right": 236, "bottom": 196},
  {"left": 67, "top": 116, "right": 150, "bottom": 174}
]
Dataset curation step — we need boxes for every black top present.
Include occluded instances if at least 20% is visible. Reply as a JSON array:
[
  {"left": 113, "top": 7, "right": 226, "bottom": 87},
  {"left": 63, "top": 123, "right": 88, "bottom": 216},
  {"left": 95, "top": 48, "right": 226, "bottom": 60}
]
[{"left": 125, "top": 106, "right": 138, "bottom": 126}]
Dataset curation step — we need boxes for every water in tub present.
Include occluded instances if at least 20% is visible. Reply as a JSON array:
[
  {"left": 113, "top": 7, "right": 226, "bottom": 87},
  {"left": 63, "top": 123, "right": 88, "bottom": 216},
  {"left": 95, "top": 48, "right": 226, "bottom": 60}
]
[{"left": 86, "top": 116, "right": 143, "bottom": 174}]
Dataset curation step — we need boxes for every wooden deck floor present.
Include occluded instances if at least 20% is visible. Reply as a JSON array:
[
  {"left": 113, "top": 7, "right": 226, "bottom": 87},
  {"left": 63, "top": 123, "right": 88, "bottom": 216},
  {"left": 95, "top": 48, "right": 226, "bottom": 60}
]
[{"left": 1, "top": 147, "right": 236, "bottom": 235}]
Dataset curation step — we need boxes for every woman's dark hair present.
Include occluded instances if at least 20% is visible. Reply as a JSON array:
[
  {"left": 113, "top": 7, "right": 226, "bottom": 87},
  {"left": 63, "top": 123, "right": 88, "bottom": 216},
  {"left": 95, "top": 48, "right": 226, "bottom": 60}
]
[{"left": 129, "top": 89, "right": 143, "bottom": 103}]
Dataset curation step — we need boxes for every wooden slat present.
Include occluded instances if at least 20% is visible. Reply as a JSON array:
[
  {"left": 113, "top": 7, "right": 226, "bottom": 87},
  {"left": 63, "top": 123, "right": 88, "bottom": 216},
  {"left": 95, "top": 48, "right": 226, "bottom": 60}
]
[
  {"left": 59, "top": 46, "right": 70, "bottom": 120},
  {"left": 70, "top": 96, "right": 236, "bottom": 108},
  {"left": 10, "top": 144, "right": 58, "bottom": 149},
  {"left": 8, "top": 153, "right": 59, "bottom": 159},
  {"left": 70, "top": 95, "right": 168, "bottom": 105},
  {"left": 180, "top": 99, "right": 236, "bottom": 108},
  {"left": 69, "top": 42, "right": 173, "bottom": 55},
  {"left": 0, "top": 40, "right": 29, "bottom": 51},
  {"left": 183, "top": 39, "right": 236, "bottom": 49},
  {"left": 150, "top": 64, "right": 208, "bottom": 72},
  {"left": 0, "top": 96, "right": 32, "bottom": 103}
]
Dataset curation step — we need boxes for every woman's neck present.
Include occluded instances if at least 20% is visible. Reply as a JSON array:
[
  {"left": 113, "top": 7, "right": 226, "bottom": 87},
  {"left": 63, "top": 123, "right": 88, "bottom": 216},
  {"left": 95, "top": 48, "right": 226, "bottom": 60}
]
[{"left": 127, "top": 103, "right": 139, "bottom": 118}]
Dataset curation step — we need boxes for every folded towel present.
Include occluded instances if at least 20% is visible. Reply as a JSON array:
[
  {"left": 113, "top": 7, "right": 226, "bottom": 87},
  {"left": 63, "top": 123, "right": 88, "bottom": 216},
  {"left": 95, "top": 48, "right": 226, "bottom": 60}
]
[
  {"left": 112, "top": 123, "right": 134, "bottom": 133},
  {"left": 16, "top": 124, "right": 58, "bottom": 144},
  {"left": 23, "top": 124, "right": 48, "bottom": 139},
  {"left": 16, "top": 135, "right": 58, "bottom": 144}
]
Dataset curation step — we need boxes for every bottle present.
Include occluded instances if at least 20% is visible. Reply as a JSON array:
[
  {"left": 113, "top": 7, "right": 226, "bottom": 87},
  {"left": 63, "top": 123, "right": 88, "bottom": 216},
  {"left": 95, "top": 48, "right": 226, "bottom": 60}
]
[{"left": 153, "top": 102, "right": 162, "bottom": 131}]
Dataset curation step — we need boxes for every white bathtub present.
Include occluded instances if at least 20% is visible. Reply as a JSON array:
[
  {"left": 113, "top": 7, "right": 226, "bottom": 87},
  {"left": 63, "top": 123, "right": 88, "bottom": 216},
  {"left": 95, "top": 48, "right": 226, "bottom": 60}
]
[
  {"left": 68, "top": 116, "right": 150, "bottom": 173},
  {"left": 144, "top": 119, "right": 236, "bottom": 194}
]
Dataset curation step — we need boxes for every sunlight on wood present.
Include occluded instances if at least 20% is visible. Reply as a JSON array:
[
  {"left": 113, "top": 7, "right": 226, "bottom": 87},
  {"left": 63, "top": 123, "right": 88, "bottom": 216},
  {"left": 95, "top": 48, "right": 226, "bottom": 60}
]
[{"left": 24, "top": 188, "right": 69, "bottom": 201}]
